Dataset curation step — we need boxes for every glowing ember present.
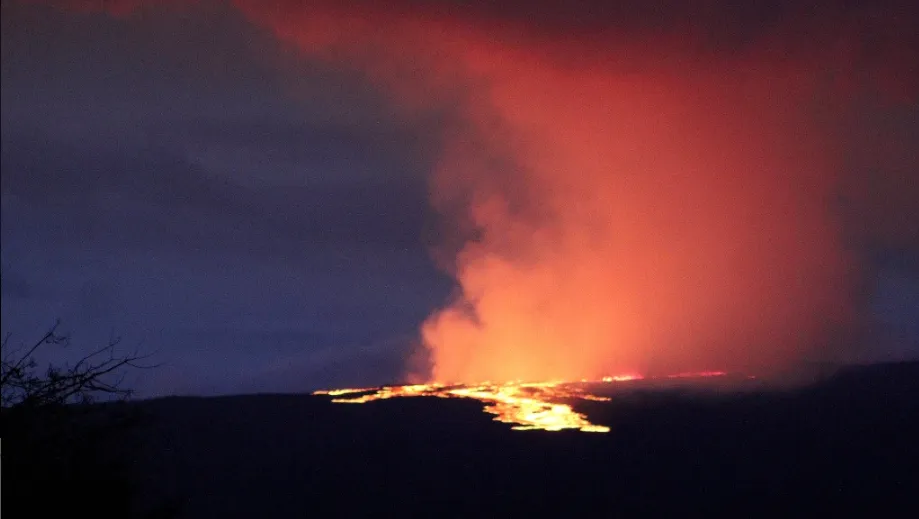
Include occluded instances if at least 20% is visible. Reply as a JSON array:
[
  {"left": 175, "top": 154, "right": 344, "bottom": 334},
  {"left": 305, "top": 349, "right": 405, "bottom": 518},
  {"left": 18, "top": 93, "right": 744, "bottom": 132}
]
[{"left": 602, "top": 374, "right": 644, "bottom": 382}]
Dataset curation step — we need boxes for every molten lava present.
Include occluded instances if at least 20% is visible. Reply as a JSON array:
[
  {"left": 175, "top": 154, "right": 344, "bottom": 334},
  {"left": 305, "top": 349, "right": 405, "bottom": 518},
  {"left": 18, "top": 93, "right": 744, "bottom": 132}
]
[
  {"left": 315, "top": 372, "right": 729, "bottom": 433},
  {"left": 316, "top": 381, "right": 612, "bottom": 432}
]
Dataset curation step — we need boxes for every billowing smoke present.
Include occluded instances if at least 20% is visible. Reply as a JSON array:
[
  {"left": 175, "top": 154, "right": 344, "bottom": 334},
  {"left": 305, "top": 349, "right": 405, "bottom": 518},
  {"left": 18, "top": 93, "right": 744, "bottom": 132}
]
[{"left": 45, "top": 0, "right": 919, "bottom": 381}]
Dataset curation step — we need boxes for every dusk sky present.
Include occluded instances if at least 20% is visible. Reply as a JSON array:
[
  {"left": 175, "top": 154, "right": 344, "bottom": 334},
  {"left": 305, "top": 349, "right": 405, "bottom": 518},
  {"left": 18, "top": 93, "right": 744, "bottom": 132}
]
[{"left": 2, "top": 0, "right": 918, "bottom": 396}]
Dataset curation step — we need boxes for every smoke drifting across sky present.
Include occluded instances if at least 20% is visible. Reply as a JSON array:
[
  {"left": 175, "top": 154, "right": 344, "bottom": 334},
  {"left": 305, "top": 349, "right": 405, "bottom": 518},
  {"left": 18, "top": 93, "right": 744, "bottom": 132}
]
[{"left": 39, "top": 0, "right": 919, "bottom": 382}]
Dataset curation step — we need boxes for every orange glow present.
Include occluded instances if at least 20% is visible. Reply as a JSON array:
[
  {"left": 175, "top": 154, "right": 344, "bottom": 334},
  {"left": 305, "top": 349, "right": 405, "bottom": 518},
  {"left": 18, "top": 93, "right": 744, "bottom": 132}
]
[
  {"left": 53, "top": 0, "right": 919, "bottom": 402},
  {"left": 666, "top": 371, "right": 728, "bottom": 379},
  {"left": 316, "top": 379, "right": 626, "bottom": 432},
  {"left": 603, "top": 374, "right": 644, "bottom": 382},
  {"left": 313, "top": 387, "right": 379, "bottom": 396},
  {"left": 66, "top": 0, "right": 919, "bottom": 397},
  {"left": 231, "top": 1, "right": 869, "bottom": 384},
  {"left": 314, "top": 371, "right": 752, "bottom": 432}
]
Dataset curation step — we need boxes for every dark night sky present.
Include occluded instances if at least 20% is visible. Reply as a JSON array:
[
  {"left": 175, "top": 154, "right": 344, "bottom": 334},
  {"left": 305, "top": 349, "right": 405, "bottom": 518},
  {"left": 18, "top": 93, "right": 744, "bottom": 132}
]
[
  {"left": 2, "top": 0, "right": 917, "bottom": 396},
  {"left": 1, "top": 1, "right": 454, "bottom": 394}
]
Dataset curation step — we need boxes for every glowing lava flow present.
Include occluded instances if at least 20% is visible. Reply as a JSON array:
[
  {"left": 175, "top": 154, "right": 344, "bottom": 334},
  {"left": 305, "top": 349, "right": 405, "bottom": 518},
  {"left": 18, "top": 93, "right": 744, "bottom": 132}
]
[
  {"left": 314, "top": 372, "right": 732, "bottom": 433},
  {"left": 315, "top": 379, "right": 638, "bottom": 432}
]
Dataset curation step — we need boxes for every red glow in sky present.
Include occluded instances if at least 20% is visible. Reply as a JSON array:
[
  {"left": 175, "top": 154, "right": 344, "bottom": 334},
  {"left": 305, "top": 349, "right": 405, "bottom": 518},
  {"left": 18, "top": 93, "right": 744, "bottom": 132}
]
[
  {"left": 47, "top": 0, "right": 919, "bottom": 383},
  {"left": 238, "top": 0, "right": 918, "bottom": 382}
]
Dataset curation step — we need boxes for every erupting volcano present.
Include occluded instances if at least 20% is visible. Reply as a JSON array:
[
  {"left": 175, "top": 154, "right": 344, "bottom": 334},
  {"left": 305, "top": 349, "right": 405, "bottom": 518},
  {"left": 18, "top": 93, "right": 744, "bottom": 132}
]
[
  {"left": 52, "top": 0, "right": 919, "bottom": 432},
  {"left": 5, "top": 2, "right": 914, "bottom": 515}
]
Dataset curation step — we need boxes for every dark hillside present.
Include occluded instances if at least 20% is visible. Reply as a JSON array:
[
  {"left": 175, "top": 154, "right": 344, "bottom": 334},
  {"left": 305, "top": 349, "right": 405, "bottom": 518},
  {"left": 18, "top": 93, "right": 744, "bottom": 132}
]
[{"left": 133, "top": 362, "right": 919, "bottom": 517}]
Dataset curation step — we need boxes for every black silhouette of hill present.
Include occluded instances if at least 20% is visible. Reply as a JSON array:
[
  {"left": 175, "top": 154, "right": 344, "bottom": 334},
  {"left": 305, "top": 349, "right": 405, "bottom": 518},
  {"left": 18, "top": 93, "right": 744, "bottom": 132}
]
[{"left": 131, "top": 362, "right": 919, "bottom": 517}]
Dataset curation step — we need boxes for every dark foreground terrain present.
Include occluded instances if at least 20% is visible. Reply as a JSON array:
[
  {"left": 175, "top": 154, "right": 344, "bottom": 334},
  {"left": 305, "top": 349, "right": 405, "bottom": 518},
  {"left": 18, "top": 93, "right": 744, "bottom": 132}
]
[
  {"left": 123, "top": 362, "right": 919, "bottom": 517},
  {"left": 7, "top": 362, "right": 918, "bottom": 518}
]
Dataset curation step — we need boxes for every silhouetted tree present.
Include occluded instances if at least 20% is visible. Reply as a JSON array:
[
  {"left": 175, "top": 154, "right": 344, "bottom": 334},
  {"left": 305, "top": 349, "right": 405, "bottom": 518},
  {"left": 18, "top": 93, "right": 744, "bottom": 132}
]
[
  {"left": 1, "top": 321, "right": 178, "bottom": 518},
  {"left": 2, "top": 320, "right": 148, "bottom": 407}
]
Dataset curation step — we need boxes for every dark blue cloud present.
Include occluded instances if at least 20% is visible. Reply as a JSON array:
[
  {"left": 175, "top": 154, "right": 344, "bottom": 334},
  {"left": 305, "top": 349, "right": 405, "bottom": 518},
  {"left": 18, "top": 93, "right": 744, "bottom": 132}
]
[{"left": 1, "top": 0, "right": 452, "bottom": 395}]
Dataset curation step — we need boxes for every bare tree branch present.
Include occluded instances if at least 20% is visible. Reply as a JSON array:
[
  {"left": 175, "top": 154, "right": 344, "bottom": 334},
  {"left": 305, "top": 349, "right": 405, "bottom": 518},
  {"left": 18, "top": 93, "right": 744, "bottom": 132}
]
[{"left": 1, "top": 321, "right": 154, "bottom": 408}]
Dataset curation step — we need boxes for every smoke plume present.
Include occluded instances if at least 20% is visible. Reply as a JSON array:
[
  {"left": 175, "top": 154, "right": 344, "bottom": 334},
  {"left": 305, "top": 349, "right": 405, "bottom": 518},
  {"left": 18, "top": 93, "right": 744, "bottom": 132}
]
[{"left": 44, "top": 0, "right": 919, "bottom": 381}]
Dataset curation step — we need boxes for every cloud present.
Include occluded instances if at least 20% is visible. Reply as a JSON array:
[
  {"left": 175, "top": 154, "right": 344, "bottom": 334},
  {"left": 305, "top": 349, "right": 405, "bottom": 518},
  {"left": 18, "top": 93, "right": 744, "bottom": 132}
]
[
  {"left": 227, "top": 0, "right": 919, "bottom": 380},
  {"left": 1, "top": 0, "right": 454, "bottom": 395},
  {"left": 8, "top": 0, "right": 919, "bottom": 387}
]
